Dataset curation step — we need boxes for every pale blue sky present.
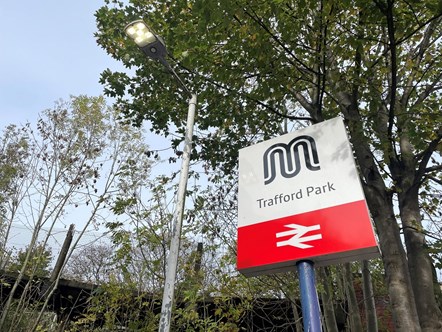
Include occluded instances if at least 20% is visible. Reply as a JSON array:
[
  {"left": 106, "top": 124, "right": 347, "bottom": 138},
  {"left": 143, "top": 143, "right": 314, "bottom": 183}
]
[
  {"left": 0, "top": 1, "right": 130, "bottom": 251},
  {"left": 0, "top": 2, "right": 187, "bottom": 253},
  {"left": 0, "top": 1, "right": 123, "bottom": 128}
]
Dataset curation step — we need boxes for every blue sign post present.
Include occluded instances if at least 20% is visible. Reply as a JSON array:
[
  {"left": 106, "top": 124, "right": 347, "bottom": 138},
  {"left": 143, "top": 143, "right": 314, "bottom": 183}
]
[{"left": 297, "top": 260, "right": 322, "bottom": 331}]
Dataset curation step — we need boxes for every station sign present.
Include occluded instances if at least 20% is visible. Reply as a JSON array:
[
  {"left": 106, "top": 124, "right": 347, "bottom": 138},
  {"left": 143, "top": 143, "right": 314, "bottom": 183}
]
[{"left": 237, "top": 117, "right": 379, "bottom": 277}]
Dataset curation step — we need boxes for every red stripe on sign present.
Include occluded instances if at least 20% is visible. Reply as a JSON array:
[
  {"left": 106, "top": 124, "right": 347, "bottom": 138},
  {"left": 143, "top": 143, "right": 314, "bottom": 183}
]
[{"left": 237, "top": 200, "right": 377, "bottom": 273}]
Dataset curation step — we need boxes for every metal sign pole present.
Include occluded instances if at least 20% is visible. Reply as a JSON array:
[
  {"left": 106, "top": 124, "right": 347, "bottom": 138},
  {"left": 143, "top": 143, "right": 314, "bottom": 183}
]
[{"left": 297, "top": 260, "right": 322, "bottom": 332}]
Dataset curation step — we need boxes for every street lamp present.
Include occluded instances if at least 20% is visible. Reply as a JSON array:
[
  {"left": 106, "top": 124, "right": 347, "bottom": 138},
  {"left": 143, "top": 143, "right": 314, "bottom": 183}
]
[
  {"left": 125, "top": 20, "right": 197, "bottom": 332},
  {"left": 125, "top": 20, "right": 192, "bottom": 95}
]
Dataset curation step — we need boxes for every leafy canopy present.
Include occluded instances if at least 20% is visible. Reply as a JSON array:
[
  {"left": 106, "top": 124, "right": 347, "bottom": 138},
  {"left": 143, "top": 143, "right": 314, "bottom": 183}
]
[{"left": 95, "top": 0, "right": 442, "bottom": 181}]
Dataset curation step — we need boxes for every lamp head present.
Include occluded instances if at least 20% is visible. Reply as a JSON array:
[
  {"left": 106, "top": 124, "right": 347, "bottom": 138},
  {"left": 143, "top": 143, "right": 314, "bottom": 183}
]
[{"left": 125, "top": 20, "right": 167, "bottom": 59}]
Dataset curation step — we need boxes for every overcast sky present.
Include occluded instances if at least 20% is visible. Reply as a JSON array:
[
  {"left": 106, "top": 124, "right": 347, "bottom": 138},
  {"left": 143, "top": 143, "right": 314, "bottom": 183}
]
[
  {"left": 0, "top": 1, "right": 123, "bottom": 128},
  {"left": 0, "top": 2, "right": 188, "bottom": 254},
  {"left": 0, "top": 1, "right": 131, "bottom": 250}
]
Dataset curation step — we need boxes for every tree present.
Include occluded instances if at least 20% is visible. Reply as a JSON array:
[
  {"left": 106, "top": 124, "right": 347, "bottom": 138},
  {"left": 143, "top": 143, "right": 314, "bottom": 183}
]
[
  {"left": 0, "top": 124, "right": 30, "bottom": 270},
  {"left": 95, "top": 1, "right": 442, "bottom": 331},
  {"left": 6, "top": 243, "right": 52, "bottom": 278},
  {"left": 63, "top": 243, "right": 114, "bottom": 284},
  {"left": 1, "top": 244, "right": 53, "bottom": 331},
  {"left": 0, "top": 95, "right": 155, "bottom": 331}
]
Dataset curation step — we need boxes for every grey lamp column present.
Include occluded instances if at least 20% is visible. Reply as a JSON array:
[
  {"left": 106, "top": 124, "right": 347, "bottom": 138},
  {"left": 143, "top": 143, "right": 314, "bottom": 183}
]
[{"left": 125, "top": 20, "right": 197, "bottom": 332}]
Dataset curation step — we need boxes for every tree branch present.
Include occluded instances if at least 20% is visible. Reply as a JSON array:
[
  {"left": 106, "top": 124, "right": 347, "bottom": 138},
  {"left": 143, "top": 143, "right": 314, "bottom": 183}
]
[
  {"left": 428, "top": 175, "right": 442, "bottom": 186},
  {"left": 172, "top": 58, "right": 314, "bottom": 122},
  {"left": 384, "top": 0, "right": 398, "bottom": 139},
  {"left": 241, "top": 4, "right": 319, "bottom": 77},
  {"left": 416, "top": 127, "right": 442, "bottom": 178},
  {"left": 425, "top": 165, "right": 442, "bottom": 175},
  {"left": 402, "top": 16, "right": 442, "bottom": 109}
]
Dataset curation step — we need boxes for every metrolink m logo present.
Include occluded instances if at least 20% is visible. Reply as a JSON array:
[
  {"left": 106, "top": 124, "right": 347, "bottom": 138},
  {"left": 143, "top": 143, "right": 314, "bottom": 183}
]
[{"left": 263, "top": 135, "right": 320, "bottom": 185}]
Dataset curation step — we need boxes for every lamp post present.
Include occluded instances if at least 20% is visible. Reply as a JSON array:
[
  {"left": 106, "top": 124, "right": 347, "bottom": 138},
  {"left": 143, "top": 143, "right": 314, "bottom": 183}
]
[{"left": 125, "top": 20, "right": 197, "bottom": 332}]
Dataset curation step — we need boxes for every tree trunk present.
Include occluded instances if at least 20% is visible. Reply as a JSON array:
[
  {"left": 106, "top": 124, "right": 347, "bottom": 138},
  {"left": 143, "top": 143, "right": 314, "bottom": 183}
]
[
  {"left": 431, "top": 262, "right": 442, "bottom": 311},
  {"left": 341, "top": 109, "right": 421, "bottom": 331},
  {"left": 361, "top": 260, "right": 377, "bottom": 332},
  {"left": 290, "top": 295, "right": 303, "bottom": 332},
  {"left": 365, "top": 188, "right": 420, "bottom": 331},
  {"left": 320, "top": 267, "right": 339, "bottom": 332},
  {"left": 399, "top": 185, "right": 442, "bottom": 331},
  {"left": 343, "top": 263, "right": 363, "bottom": 332}
]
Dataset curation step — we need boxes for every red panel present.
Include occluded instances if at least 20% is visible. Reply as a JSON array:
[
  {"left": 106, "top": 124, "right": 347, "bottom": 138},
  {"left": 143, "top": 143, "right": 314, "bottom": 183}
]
[{"left": 237, "top": 200, "right": 378, "bottom": 274}]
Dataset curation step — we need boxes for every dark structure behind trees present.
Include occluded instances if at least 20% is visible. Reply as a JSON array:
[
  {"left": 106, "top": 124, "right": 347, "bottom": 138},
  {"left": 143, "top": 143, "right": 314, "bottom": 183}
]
[{"left": 0, "top": 269, "right": 396, "bottom": 331}]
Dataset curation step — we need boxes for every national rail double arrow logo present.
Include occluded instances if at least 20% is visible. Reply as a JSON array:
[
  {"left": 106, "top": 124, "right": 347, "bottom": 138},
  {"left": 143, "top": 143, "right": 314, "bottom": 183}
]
[{"left": 276, "top": 223, "right": 322, "bottom": 249}]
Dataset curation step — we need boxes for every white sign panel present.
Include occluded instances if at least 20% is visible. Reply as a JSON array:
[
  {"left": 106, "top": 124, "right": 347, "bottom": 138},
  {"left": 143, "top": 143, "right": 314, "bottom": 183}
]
[{"left": 237, "top": 117, "right": 379, "bottom": 276}]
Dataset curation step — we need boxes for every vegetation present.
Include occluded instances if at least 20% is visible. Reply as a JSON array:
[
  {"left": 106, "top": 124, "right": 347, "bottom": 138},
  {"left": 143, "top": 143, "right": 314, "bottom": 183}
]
[
  {"left": 1, "top": 0, "right": 442, "bottom": 331},
  {"left": 94, "top": 0, "right": 442, "bottom": 331},
  {"left": 0, "top": 95, "right": 153, "bottom": 331},
  {"left": 7, "top": 243, "right": 52, "bottom": 278}
]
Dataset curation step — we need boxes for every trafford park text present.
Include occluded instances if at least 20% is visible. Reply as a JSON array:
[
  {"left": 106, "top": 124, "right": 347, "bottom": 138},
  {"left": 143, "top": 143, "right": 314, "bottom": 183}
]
[{"left": 256, "top": 181, "right": 336, "bottom": 209}]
